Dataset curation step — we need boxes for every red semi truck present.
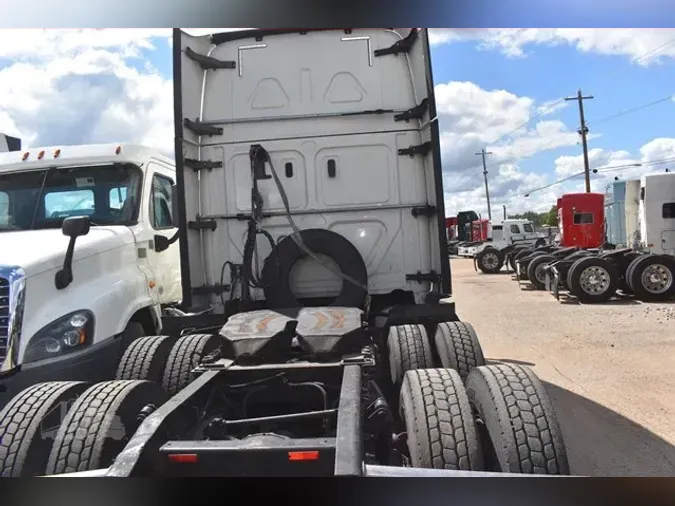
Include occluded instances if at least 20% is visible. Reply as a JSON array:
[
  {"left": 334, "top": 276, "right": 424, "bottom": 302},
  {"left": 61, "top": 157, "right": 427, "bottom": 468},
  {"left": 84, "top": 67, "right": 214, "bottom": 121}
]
[{"left": 556, "top": 192, "right": 605, "bottom": 249}]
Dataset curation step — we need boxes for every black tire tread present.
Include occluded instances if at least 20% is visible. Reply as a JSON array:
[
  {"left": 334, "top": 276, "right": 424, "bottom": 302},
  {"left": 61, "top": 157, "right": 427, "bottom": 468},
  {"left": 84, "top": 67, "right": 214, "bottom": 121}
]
[
  {"left": 0, "top": 381, "right": 88, "bottom": 477},
  {"left": 45, "top": 380, "right": 155, "bottom": 475},
  {"left": 400, "top": 368, "right": 482, "bottom": 470},
  {"left": 434, "top": 322, "right": 485, "bottom": 381},
  {"left": 466, "top": 363, "right": 569, "bottom": 474},
  {"left": 387, "top": 324, "right": 433, "bottom": 385},
  {"left": 115, "top": 335, "right": 173, "bottom": 383},
  {"left": 162, "top": 334, "right": 220, "bottom": 396}
]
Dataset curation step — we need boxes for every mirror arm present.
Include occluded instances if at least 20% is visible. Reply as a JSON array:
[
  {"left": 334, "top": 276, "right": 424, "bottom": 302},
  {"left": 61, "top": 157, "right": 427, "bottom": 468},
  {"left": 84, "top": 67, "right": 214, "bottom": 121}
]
[{"left": 55, "top": 236, "right": 77, "bottom": 290}]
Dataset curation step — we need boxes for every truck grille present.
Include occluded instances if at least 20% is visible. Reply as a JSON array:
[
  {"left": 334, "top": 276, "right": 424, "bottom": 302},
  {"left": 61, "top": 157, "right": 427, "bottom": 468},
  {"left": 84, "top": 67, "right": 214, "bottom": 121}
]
[{"left": 0, "top": 277, "right": 8, "bottom": 363}]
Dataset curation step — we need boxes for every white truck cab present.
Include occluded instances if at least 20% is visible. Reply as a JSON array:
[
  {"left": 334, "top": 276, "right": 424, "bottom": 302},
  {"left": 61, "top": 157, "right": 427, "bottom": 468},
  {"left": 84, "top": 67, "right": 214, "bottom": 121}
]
[
  {"left": 637, "top": 172, "right": 675, "bottom": 256},
  {"left": 457, "top": 219, "right": 544, "bottom": 258},
  {"left": 0, "top": 143, "right": 181, "bottom": 407}
]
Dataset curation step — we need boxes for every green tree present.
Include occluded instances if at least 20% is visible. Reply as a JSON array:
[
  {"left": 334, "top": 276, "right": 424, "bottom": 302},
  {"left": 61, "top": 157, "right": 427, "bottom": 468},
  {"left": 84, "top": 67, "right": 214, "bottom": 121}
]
[{"left": 544, "top": 206, "right": 558, "bottom": 227}]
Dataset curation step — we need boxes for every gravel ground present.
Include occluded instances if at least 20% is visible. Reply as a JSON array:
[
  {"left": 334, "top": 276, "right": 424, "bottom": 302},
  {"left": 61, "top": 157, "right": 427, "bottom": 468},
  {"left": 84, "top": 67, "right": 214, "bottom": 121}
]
[{"left": 450, "top": 257, "right": 675, "bottom": 476}]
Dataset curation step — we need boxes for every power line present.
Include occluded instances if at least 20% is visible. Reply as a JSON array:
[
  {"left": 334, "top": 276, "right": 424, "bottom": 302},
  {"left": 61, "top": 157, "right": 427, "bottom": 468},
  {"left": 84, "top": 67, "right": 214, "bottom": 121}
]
[
  {"left": 586, "top": 94, "right": 674, "bottom": 127},
  {"left": 515, "top": 157, "right": 675, "bottom": 198}
]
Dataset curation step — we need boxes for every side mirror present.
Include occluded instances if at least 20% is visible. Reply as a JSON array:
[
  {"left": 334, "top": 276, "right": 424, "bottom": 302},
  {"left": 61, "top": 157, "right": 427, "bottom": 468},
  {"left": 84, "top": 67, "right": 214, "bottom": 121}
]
[
  {"left": 55, "top": 216, "right": 90, "bottom": 290},
  {"left": 154, "top": 234, "right": 170, "bottom": 253},
  {"left": 171, "top": 184, "right": 179, "bottom": 228},
  {"left": 62, "top": 215, "right": 91, "bottom": 238}
]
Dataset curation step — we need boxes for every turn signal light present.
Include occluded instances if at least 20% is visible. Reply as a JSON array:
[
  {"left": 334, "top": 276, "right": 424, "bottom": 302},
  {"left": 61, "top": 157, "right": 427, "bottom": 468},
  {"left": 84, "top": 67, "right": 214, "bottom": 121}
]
[
  {"left": 54, "top": 149, "right": 61, "bottom": 158},
  {"left": 37, "top": 150, "right": 45, "bottom": 160},
  {"left": 22, "top": 152, "right": 29, "bottom": 161}
]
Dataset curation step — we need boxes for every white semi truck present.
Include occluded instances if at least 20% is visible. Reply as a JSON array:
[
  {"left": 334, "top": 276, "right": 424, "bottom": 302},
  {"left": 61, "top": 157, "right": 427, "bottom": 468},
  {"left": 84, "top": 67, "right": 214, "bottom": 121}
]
[
  {"left": 0, "top": 143, "right": 181, "bottom": 409},
  {"left": 457, "top": 218, "right": 547, "bottom": 273},
  {"left": 0, "top": 29, "right": 569, "bottom": 478}
]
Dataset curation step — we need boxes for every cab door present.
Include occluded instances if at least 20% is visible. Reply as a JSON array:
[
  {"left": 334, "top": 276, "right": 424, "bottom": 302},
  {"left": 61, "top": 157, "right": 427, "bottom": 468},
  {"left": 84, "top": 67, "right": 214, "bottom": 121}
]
[{"left": 145, "top": 161, "right": 181, "bottom": 305}]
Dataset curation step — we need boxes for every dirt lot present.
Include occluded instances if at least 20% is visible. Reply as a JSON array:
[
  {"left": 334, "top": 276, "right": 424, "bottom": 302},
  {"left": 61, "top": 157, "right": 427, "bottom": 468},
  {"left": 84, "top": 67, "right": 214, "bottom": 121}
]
[{"left": 450, "top": 257, "right": 675, "bottom": 476}]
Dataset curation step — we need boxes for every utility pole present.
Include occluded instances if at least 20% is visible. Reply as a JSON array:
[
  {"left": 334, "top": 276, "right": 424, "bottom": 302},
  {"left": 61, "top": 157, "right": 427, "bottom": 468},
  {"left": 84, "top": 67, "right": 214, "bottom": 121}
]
[
  {"left": 476, "top": 148, "right": 493, "bottom": 220},
  {"left": 565, "top": 89, "right": 594, "bottom": 192}
]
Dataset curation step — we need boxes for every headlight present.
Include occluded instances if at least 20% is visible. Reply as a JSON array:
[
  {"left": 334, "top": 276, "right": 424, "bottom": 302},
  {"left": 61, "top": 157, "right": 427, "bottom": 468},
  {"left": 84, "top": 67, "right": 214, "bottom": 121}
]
[{"left": 24, "top": 310, "right": 94, "bottom": 363}]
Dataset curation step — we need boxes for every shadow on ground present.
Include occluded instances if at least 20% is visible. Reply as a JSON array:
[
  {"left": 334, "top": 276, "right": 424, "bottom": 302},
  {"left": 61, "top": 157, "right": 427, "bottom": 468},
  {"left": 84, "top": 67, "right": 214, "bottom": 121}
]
[
  {"left": 542, "top": 381, "right": 675, "bottom": 476},
  {"left": 489, "top": 358, "right": 537, "bottom": 366}
]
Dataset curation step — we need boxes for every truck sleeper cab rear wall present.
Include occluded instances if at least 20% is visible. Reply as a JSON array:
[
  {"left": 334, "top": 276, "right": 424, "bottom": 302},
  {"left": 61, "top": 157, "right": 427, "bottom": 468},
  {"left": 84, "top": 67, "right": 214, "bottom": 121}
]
[{"left": 173, "top": 28, "right": 451, "bottom": 311}]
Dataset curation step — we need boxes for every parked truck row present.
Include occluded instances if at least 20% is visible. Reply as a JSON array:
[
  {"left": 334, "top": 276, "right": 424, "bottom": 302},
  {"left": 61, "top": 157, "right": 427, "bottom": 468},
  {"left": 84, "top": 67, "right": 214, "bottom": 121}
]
[
  {"left": 510, "top": 177, "right": 675, "bottom": 304},
  {"left": 0, "top": 29, "right": 570, "bottom": 477}
]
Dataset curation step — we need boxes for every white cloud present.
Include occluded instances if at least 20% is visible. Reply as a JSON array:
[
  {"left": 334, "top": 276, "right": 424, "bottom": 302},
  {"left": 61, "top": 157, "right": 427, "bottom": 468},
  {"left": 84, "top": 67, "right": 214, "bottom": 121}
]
[
  {"left": 436, "top": 81, "right": 579, "bottom": 179},
  {"left": 436, "top": 80, "right": 583, "bottom": 217},
  {"left": 430, "top": 29, "right": 675, "bottom": 65},
  {"left": 0, "top": 30, "right": 174, "bottom": 154}
]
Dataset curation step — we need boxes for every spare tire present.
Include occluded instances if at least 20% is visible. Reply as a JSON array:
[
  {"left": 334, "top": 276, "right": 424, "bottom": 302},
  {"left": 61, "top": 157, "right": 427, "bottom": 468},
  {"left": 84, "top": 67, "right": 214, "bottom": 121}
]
[{"left": 261, "top": 229, "right": 368, "bottom": 309}]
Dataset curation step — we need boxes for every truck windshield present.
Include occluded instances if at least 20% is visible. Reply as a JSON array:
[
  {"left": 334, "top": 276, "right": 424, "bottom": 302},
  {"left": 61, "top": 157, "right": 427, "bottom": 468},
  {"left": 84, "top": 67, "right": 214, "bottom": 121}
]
[{"left": 0, "top": 163, "right": 142, "bottom": 231}]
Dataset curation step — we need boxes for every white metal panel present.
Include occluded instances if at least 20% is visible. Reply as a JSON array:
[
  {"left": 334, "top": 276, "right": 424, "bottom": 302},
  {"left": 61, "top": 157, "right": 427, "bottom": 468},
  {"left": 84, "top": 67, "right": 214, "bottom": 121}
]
[{"left": 177, "top": 29, "right": 443, "bottom": 308}]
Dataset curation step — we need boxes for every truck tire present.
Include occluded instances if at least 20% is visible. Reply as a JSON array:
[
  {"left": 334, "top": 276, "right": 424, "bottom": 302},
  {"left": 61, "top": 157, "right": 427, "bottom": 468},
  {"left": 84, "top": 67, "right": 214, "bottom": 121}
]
[
  {"left": 387, "top": 324, "right": 434, "bottom": 386},
  {"left": 513, "top": 249, "right": 533, "bottom": 279},
  {"left": 261, "top": 229, "right": 368, "bottom": 309},
  {"left": 118, "top": 321, "right": 146, "bottom": 360},
  {"left": 45, "top": 380, "right": 166, "bottom": 475},
  {"left": 465, "top": 364, "right": 569, "bottom": 474},
  {"left": 162, "top": 334, "right": 221, "bottom": 396},
  {"left": 628, "top": 254, "right": 675, "bottom": 302},
  {"left": 476, "top": 248, "right": 504, "bottom": 274},
  {"left": 527, "top": 255, "right": 555, "bottom": 290},
  {"left": 566, "top": 256, "right": 619, "bottom": 304},
  {"left": 400, "top": 368, "right": 483, "bottom": 470},
  {"left": 534, "top": 239, "right": 546, "bottom": 249},
  {"left": 433, "top": 322, "right": 485, "bottom": 381},
  {"left": 115, "top": 335, "right": 174, "bottom": 384},
  {"left": 0, "top": 381, "right": 90, "bottom": 477}
]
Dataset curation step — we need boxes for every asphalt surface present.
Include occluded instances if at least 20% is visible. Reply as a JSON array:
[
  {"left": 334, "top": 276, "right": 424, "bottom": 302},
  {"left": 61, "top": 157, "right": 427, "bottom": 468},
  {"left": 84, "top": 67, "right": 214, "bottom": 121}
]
[{"left": 450, "top": 258, "right": 675, "bottom": 477}]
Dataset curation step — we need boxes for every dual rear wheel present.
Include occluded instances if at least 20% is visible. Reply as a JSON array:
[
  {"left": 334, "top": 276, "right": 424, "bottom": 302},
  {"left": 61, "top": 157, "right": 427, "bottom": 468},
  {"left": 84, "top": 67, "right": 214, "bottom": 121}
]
[
  {"left": 387, "top": 322, "right": 569, "bottom": 474},
  {"left": 0, "top": 332, "right": 221, "bottom": 476}
]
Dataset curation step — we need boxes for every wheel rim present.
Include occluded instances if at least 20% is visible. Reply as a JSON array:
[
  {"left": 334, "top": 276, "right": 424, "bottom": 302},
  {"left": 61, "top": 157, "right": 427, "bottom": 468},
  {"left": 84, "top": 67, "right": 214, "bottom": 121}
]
[
  {"left": 640, "top": 264, "right": 673, "bottom": 294},
  {"left": 535, "top": 263, "right": 548, "bottom": 283},
  {"left": 483, "top": 252, "right": 499, "bottom": 269},
  {"left": 578, "top": 266, "right": 611, "bottom": 295}
]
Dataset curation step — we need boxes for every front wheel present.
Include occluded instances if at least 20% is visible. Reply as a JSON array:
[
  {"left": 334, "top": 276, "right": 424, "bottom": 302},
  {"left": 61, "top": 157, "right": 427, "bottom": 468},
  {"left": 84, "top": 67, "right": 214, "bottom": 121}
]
[{"left": 476, "top": 248, "right": 504, "bottom": 274}]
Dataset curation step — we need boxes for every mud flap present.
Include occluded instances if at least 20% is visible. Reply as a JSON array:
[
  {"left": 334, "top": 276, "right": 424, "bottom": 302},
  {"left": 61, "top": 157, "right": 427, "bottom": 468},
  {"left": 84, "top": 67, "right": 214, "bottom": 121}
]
[
  {"left": 472, "top": 256, "right": 478, "bottom": 272},
  {"left": 515, "top": 262, "right": 523, "bottom": 289},
  {"left": 551, "top": 267, "right": 560, "bottom": 300}
]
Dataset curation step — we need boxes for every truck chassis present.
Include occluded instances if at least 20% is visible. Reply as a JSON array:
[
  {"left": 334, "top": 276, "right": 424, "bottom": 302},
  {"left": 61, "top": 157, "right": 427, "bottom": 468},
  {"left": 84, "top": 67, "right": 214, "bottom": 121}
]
[{"left": 0, "top": 302, "right": 570, "bottom": 477}]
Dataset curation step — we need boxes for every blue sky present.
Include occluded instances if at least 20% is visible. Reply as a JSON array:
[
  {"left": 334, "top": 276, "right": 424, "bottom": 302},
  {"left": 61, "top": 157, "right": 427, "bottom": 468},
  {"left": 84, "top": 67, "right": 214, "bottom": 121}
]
[{"left": 0, "top": 29, "right": 674, "bottom": 217}]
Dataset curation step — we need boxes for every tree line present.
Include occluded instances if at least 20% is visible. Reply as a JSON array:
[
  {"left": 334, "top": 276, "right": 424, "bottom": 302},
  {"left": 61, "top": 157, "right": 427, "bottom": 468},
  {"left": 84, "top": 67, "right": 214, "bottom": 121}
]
[{"left": 508, "top": 206, "right": 558, "bottom": 227}]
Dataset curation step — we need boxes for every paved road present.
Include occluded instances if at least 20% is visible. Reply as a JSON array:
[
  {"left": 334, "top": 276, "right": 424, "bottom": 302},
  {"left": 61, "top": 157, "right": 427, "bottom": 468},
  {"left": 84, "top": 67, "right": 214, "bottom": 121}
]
[{"left": 450, "top": 258, "right": 675, "bottom": 476}]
